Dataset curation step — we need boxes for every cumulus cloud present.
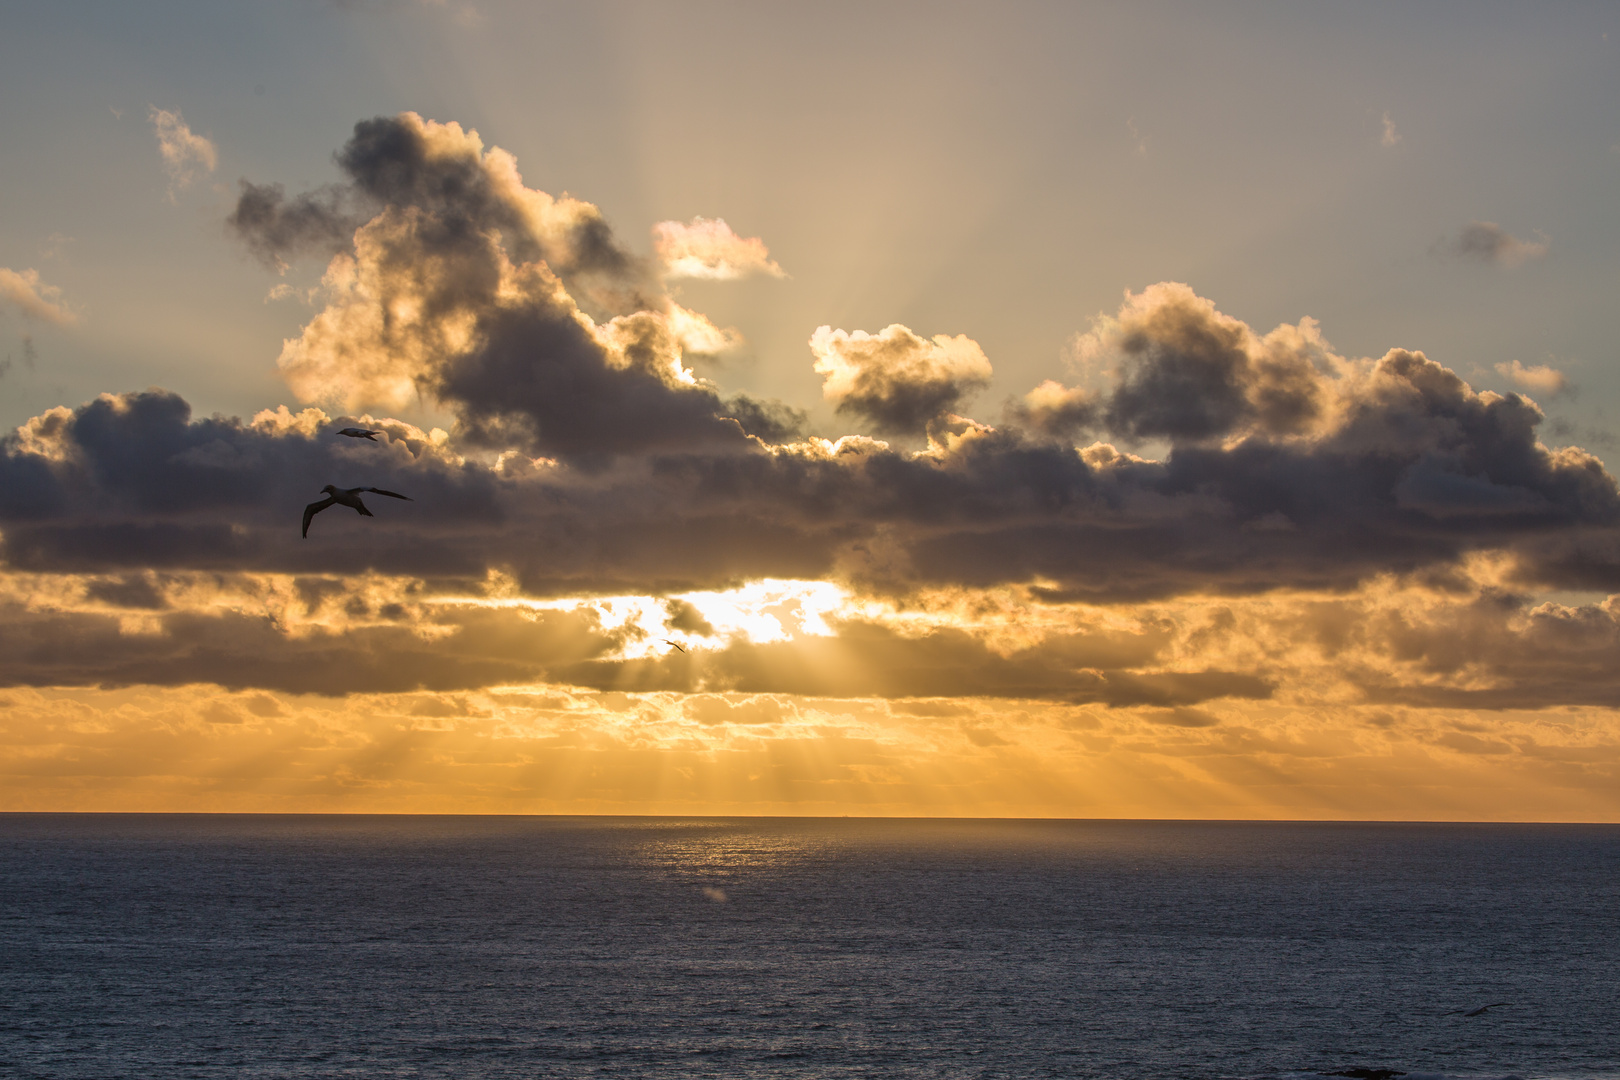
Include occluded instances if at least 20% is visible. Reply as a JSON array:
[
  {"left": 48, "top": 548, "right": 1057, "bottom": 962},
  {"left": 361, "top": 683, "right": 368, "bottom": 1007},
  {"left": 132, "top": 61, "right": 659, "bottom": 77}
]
[
  {"left": 1496, "top": 359, "right": 1569, "bottom": 397},
  {"left": 811, "top": 324, "right": 992, "bottom": 436},
  {"left": 1076, "top": 282, "right": 1330, "bottom": 444},
  {"left": 1441, "top": 221, "right": 1550, "bottom": 268},
  {"left": 0, "top": 268, "right": 76, "bottom": 325},
  {"left": 1007, "top": 380, "right": 1098, "bottom": 440},
  {"left": 653, "top": 217, "right": 785, "bottom": 280},
  {"left": 149, "top": 106, "right": 217, "bottom": 193},
  {"left": 232, "top": 114, "right": 793, "bottom": 459}
]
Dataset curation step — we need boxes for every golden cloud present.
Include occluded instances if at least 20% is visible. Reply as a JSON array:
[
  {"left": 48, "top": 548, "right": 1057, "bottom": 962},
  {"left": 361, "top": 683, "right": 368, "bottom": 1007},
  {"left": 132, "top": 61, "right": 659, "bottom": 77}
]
[{"left": 652, "top": 216, "right": 785, "bottom": 280}]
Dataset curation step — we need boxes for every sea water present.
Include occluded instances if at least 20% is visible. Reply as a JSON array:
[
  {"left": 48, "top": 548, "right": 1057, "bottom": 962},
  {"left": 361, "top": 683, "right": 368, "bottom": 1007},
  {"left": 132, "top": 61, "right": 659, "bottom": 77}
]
[{"left": 0, "top": 815, "right": 1615, "bottom": 1079}]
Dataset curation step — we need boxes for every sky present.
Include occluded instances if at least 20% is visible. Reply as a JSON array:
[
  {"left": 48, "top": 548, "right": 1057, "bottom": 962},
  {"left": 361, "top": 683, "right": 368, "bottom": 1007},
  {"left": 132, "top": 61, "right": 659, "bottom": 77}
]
[{"left": 2, "top": 0, "right": 1619, "bottom": 818}]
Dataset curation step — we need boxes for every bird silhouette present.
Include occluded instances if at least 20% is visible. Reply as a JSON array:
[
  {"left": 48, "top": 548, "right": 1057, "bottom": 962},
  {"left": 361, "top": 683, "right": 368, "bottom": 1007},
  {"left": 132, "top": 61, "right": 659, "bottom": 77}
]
[
  {"left": 336, "top": 427, "right": 383, "bottom": 441},
  {"left": 302, "top": 485, "right": 412, "bottom": 537},
  {"left": 663, "top": 639, "right": 686, "bottom": 653},
  {"left": 1443, "top": 1002, "right": 1511, "bottom": 1017}
]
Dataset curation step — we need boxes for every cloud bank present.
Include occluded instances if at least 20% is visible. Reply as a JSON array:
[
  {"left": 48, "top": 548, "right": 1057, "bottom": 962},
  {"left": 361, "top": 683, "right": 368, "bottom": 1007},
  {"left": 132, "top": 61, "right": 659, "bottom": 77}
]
[{"left": 4, "top": 112, "right": 1620, "bottom": 818}]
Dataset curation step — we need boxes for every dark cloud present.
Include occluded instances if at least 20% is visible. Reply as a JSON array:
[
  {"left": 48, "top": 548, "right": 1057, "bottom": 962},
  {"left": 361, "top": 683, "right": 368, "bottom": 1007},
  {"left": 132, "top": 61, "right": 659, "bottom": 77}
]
[
  {"left": 0, "top": 601, "right": 616, "bottom": 696},
  {"left": 1330, "top": 591, "right": 1620, "bottom": 709},
  {"left": 235, "top": 112, "right": 652, "bottom": 314},
  {"left": 227, "top": 181, "right": 361, "bottom": 269},
  {"left": 12, "top": 563, "right": 1620, "bottom": 709},
  {"left": 664, "top": 598, "right": 715, "bottom": 636},
  {"left": 3, "top": 375, "right": 1620, "bottom": 706},
  {"left": 1097, "top": 283, "right": 1324, "bottom": 443},
  {"left": 1005, "top": 381, "right": 1099, "bottom": 441},
  {"left": 4, "top": 339, "right": 1619, "bottom": 603},
  {"left": 0, "top": 592, "right": 1267, "bottom": 707},
  {"left": 240, "top": 113, "right": 794, "bottom": 462},
  {"left": 562, "top": 629, "right": 1268, "bottom": 706},
  {"left": 83, "top": 573, "right": 169, "bottom": 610},
  {"left": 439, "top": 304, "right": 800, "bottom": 461},
  {"left": 1438, "top": 221, "right": 1549, "bottom": 268}
]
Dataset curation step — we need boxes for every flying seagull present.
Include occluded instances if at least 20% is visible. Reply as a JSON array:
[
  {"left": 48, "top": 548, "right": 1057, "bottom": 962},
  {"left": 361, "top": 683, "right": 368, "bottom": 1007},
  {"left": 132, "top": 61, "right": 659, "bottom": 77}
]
[
  {"left": 302, "top": 485, "right": 412, "bottom": 537},
  {"left": 663, "top": 639, "right": 687, "bottom": 653},
  {"left": 1444, "top": 1003, "right": 1511, "bottom": 1017},
  {"left": 336, "top": 427, "right": 383, "bottom": 441}
]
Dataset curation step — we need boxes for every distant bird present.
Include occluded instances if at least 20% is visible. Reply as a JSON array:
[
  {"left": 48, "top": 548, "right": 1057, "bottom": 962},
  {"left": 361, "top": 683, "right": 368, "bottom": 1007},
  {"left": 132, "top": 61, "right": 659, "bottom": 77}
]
[
  {"left": 663, "top": 639, "right": 686, "bottom": 653},
  {"left": 1444, "top": 1003, "right": 1511, "bottom": 1017},
  {"left": 336, "top": 427, "right": 383, "bottom": 441},
  {"left": 302, "top": 485, "right": 412, "bottom": 538}
]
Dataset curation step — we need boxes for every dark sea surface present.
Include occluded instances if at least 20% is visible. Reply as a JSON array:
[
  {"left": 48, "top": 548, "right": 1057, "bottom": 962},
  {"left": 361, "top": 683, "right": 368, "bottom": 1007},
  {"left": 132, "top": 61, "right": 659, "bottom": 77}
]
[{"left": 0, "top": 816, "right": 1616, "bottom": 1080}]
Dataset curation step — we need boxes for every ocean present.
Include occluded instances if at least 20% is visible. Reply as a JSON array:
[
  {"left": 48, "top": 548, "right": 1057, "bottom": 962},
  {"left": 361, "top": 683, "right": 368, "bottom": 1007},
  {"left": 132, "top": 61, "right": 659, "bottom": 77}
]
[{"left": 0, "top": 815, "right": 1615, "bottom": 1079}]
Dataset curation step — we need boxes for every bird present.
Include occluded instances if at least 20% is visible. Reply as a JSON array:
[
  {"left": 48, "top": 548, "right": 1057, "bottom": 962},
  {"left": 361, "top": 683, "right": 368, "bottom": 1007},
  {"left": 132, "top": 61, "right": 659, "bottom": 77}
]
[
  {"left": 663, "top": 639, "right": 686, "bottom": 653},
  {"left": 336, "top": 427, "right": 383, "bottom": 441},
  {"left": 1444, "top": 1002, "right": 1511, "bottom": 1017},
  {"left": 302, "top": 485, "right": 412, "bottom": 537}
]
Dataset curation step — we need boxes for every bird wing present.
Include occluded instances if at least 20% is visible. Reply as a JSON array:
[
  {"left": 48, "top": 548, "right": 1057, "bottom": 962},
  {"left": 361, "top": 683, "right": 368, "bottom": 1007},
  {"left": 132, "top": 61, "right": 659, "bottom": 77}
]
[
  {"left": 302, "top": 496, "right": 336, "bottom": 538},
  {"left": 664, "top": 639, "right": 686, "bottom": 652},
  {"left": 362, "top": 487, "right": 412, "bottom": 500}
]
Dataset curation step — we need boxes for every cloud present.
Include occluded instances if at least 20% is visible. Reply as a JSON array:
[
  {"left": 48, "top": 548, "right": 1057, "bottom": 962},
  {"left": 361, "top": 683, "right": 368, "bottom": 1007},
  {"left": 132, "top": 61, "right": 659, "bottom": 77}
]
[
  {"left": 227, "top": 182, "right": 360, "bottom": 271},
  {"left": 1441, "top": 221, "right": 1549, "bottom": 268},
  {"left": 811, "top": 324, "right": 992, "bottom": 436},
  {"left": 12, "top": 109, "right": 1620, "bottom": 816},
  {"left": 149, "top": 106, "right": 217, "bottom": 193},
  {"left": 0, "top": 576, "right": 1273, "bottom": 707},
  {"left": 0, "top": 588, "right": 615, "bottom": 696},
  {"left": 1073, "top": 282, "right": 1329, "bottom": 444},
  {"left": 664, "top": 597, "right": 716, "bottom": 636},
  {"left": 1380, "top": 111, "right": 1400, "bottom": 148},
  {"left": 1127, "top": 117, "right": 1149, "bottom": 155},
  {"left": 1496, "top": 360, "right": 1569, "bottom": 397},
  {"left": 6, "top": 271, "right": 1620, "bottom": 608},
  {"left": 6, "top": 115, "right": 1618, "bottom": 622},
  {"left": 0, "top": 268, "right": 76, "bottom": 325},
  {"left": 6, "top": 320, "right": 1613, "bottom": 612},
  {"left": 234, "top": 113, "right": 794, "bottom": 460},
  {"left": 19, "top": 549, "right": 1620, "bottom": 723},
  {"left": 653, "top": 217, "right": 785, "bottom": 280},
  {"left": 1006, "top": 380, "right": 1098, "bottom": 440}
]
